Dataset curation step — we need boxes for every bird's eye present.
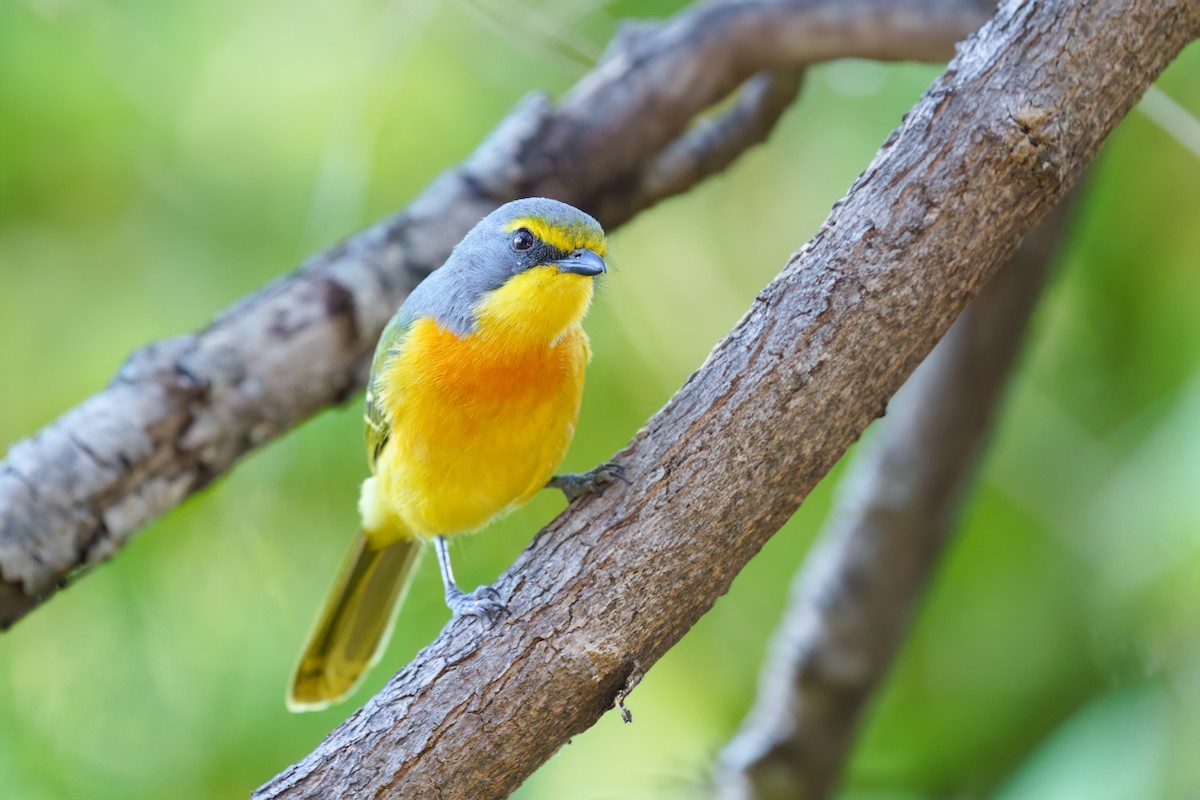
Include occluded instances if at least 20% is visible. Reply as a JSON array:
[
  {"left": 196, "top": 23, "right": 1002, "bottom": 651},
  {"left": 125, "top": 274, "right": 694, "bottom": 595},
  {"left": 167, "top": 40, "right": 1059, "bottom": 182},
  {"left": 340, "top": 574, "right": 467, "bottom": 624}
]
[{"left": 511, "top": 228, "right": 535, "bottom": 252}]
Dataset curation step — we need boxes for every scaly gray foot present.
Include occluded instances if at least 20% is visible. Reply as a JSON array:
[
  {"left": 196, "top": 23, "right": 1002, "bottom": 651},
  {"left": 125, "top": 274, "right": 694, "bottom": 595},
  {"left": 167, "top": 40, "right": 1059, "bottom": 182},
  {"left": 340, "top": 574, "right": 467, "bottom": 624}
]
[
  {"left": 445, "top": 584, "right": 506, "bottom": 625},
  {"left": 548, "top": 461, "right": 626, "bottom": 503}
]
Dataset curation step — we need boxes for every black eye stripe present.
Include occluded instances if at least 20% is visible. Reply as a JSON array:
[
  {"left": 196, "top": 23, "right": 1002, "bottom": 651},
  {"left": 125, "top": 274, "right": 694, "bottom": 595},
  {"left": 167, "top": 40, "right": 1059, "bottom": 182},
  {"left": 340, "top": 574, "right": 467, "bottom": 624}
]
[{"left": 506, "top": 226, "right": 584, "bottom": 272}]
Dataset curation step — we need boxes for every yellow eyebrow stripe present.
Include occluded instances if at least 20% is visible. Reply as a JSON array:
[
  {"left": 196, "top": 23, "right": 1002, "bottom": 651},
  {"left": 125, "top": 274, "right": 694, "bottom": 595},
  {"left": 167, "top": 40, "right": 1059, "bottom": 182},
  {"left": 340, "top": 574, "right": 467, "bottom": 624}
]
[{"left": 505, "top": 216, "right": 608, "bottom": 258}]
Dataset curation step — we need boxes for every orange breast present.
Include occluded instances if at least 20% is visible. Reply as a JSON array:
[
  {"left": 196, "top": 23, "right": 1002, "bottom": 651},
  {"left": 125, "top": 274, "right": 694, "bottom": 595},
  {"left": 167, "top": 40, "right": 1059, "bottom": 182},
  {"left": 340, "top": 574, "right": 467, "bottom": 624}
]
[{"left": 373, "top": 316, "right": 589, "bottom": 539}]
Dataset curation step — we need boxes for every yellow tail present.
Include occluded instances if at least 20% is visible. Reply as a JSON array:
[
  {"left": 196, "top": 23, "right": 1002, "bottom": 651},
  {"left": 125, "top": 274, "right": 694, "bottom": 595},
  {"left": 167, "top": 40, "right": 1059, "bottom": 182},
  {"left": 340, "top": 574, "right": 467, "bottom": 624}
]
[{"left": 287, "top": 532, "right": 422, "bottom": 712}]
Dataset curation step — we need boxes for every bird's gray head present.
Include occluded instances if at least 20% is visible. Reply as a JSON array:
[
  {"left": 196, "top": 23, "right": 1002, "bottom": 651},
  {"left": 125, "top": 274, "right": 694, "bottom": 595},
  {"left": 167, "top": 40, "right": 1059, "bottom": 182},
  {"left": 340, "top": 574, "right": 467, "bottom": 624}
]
[{"left": 404, "top": 198, "right": 608, "bottom": 339}]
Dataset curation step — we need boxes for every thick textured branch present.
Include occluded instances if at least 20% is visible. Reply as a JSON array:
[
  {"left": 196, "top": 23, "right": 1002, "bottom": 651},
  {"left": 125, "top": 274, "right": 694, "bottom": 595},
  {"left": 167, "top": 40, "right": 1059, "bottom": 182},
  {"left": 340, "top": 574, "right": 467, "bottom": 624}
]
[
  {"left": 0, "top": 0, "right": 991, "bottom": 629},
  {"left": 714, "top": 192, "right": 1077, "bottom": 800},
  {"left": 253, "top": 2, "right": 1200, "bottom": 798}
]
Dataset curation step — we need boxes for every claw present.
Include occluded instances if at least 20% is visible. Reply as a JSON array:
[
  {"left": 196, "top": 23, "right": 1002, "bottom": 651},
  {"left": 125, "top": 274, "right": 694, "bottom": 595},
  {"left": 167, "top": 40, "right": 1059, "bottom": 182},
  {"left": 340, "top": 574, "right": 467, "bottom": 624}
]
[
  {"left": 549, "top": 461, "right": 627, "bottom": 503},
  {"left": 445, "top": 585, "right": 507, "bottom": 626}
]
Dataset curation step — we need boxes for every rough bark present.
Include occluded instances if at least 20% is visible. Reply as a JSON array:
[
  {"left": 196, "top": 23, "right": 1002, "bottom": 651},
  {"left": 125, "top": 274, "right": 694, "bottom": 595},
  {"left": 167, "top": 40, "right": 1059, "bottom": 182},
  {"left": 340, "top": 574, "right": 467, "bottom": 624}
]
[
  {"left": 251, "top": 2, "right": 1200, "bottom": 798},
  {"left": 0, "top": 0, "right": 992, "bottom": 630},
  {"left": 714, "top": 191, "right": 1078, "bottom": 800}
]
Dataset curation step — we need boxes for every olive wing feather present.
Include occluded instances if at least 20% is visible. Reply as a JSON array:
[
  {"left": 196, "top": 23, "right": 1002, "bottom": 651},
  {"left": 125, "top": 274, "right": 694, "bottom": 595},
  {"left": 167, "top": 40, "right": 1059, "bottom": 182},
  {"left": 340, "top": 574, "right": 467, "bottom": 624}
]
[{"left": 363, "top": 313, "right": 412, "bottom": 473}]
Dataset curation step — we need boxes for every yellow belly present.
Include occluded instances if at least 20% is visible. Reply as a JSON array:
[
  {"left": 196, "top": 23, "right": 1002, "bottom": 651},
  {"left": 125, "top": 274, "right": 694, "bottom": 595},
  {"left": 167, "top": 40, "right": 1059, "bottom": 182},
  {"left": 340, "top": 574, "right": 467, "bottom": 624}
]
[{"left": 366, "top": 316, "right": 589, "bottom": 542}]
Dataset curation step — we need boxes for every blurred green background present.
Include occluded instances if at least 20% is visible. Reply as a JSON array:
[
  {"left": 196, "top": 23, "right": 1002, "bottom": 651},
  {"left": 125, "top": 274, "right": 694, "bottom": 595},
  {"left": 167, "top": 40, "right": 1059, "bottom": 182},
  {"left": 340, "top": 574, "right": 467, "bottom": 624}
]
[{"left": 2, "top": 1, "right": 1199, "bottom": 798}]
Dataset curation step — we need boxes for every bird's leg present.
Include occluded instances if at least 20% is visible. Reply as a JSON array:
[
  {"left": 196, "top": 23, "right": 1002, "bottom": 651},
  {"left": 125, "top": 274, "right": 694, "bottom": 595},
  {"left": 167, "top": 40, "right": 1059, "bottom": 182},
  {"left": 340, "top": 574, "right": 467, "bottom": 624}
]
[
  {"left": 548, "top": 461, "right": 626, "bottom": 503},
  {"left": 433, "top": 536, "right": 506, "bottom": 624}
]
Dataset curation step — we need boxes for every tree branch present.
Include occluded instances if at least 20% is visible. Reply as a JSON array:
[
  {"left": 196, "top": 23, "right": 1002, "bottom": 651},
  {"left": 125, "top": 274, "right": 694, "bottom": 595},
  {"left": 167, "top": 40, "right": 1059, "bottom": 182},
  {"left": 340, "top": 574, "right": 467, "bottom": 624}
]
[
  {"left": 713, "top": 189, "right": 1079, "bottom": 800},
  {"left": 0, "top": 0, "right": 992, "bottom": 630},
  {"left": 251, "top": 2, "right": 1200, "bottom": 798}
]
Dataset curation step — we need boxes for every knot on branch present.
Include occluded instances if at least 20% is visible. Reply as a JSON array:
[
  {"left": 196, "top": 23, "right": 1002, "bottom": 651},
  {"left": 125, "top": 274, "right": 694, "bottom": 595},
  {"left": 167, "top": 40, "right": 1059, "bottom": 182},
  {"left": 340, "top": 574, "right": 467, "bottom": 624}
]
[
  {"left": 115, "top": 335, "right": 206, "bottom": 395},
  {"left": 1000, "top": 103, "right": 1066, "bottom": 189}
]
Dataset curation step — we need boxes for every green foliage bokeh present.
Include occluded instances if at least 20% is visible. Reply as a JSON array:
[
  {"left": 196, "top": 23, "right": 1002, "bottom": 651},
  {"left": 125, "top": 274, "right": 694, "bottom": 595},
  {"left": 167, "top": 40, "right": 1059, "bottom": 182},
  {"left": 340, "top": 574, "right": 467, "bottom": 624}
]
[{"left": 2, "top": 2, "right": 1199, "bottom": 798}]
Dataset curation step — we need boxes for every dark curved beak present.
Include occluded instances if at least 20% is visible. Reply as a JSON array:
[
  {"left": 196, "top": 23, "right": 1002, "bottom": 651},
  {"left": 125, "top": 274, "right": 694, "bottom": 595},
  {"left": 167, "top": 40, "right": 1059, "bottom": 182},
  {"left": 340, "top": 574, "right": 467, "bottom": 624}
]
[{"left": 553, "top": 248, "right": 606, "bottom": 276}]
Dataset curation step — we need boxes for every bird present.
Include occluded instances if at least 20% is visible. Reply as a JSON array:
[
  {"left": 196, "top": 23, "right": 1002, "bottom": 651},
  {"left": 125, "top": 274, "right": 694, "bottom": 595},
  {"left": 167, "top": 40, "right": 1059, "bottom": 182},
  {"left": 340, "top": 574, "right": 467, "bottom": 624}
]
[{"left": 288, "top": 197, "right": 618, "bottom": 712}]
